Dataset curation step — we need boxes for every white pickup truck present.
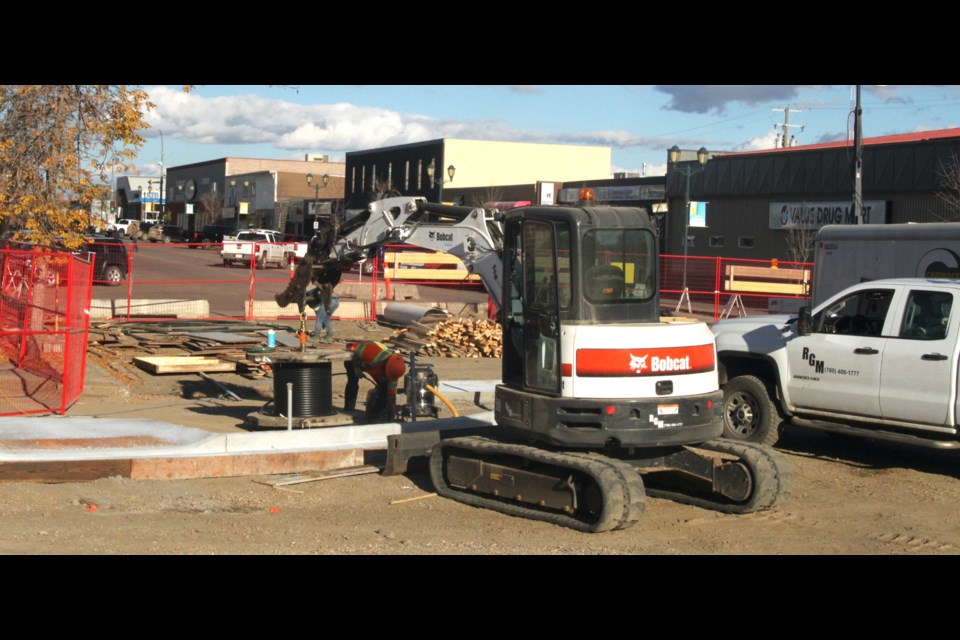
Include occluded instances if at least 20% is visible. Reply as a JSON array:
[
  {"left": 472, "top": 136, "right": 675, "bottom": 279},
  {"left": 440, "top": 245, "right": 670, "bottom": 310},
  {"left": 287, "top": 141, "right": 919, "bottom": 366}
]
[
  {"left": 221, "top": 229, "right": 299, "bottom": 269},
  {"left": 712, "top": 277, "right": 960, "bottom": 450}
]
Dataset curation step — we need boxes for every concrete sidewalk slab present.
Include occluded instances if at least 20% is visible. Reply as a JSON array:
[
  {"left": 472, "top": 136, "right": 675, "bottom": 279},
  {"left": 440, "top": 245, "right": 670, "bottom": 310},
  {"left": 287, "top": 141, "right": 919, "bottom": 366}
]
[{"left": 0, "top": 412, "right": 498, "bottom": 481}]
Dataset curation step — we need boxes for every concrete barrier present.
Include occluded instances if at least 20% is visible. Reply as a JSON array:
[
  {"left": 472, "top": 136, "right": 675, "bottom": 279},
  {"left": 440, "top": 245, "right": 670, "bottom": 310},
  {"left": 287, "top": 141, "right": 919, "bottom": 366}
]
[
  {"left": 247, "top": 298, "right": 375, "bottom": 320},
  {"left": 91, "top": 298, "right": 210, "bottom": 319}
]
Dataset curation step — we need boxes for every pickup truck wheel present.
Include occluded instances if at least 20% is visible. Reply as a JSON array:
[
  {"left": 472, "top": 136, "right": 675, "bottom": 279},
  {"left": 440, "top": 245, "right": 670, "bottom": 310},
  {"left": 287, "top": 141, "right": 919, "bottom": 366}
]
[
  {"left": 256, "top": 254, "right": 266, "bottom": 270},
  {"left": 721, "top": 375, "right": 782, "bottom": 446}
]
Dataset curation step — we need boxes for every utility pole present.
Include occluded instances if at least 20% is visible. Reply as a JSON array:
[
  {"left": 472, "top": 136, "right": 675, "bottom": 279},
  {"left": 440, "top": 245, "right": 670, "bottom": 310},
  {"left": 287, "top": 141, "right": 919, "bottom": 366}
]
[
  {"left": 773, "top": 107, "right": 804, "bottom": 148},
  {"left": 158, "top": 130, "right": 165, "bottom": 222},
  {"left": 852, "top": 86, "right": 863, "bottom": 224}
]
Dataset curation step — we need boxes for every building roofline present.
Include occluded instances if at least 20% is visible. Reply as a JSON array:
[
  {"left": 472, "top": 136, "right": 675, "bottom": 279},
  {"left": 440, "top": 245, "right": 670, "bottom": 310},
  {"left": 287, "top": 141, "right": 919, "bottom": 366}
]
[
  {"left": 720, "top": 127, "right": 960, "bottom": 158},
  {"left": 346, "top": 139, "right": 445, "bottom": 157},
  {"left": 165, "top": 157, "right": 345, "bottom": 171}
]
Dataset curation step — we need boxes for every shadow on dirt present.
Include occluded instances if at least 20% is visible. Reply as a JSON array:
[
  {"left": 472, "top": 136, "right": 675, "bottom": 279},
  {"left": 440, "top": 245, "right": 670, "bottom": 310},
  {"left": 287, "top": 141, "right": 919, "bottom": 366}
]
[
  {"left": 775, "top": 423, "right": 960, "bottom": 480},
  {"left": 182, "top": 403, "right": 268, "bottom": 431},
  {"left": 176, "top": 378, "right": 272, "bottom": 403}
]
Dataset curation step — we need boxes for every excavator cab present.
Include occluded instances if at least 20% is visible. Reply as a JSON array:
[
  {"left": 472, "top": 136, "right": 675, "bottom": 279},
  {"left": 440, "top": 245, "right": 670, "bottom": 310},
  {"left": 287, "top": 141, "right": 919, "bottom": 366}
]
[{"left": 499, "top": 206, "right": 669, "bottom": 446}]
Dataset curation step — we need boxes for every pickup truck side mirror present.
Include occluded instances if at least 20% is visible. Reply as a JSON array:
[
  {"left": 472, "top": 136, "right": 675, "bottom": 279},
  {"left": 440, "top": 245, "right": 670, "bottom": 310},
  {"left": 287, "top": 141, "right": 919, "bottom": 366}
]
[{"left": 796, "top": 306, "right": 812, "bottom": 336}]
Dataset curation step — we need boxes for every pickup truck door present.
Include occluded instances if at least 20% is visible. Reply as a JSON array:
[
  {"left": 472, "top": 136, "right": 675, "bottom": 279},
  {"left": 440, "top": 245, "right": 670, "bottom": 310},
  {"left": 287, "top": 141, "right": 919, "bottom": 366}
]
[
  {"left": 785, "top": 287, "right": 896, "bottom": 417},
  {"left": 879, "top": 288, "right": 956, "bottom": 427}
]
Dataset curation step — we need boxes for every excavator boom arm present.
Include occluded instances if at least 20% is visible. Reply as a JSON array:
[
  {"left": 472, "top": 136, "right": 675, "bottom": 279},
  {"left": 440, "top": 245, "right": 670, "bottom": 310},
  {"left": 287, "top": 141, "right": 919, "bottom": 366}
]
[{"left": 276, "top": 196, "right": 505, "bottom": 313}]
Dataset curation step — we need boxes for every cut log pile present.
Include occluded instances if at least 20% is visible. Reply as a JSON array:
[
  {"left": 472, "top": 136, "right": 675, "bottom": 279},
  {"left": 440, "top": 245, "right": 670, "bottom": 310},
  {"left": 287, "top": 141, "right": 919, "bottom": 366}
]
[{"left": 387, "top": 318, "right": 502, "bottom": 358}]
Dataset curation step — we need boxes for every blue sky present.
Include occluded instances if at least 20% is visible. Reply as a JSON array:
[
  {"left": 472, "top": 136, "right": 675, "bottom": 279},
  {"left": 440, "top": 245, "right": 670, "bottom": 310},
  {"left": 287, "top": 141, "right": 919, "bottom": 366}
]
[{"left": 129, "top": 85, "right": 960, "bottom": 180}]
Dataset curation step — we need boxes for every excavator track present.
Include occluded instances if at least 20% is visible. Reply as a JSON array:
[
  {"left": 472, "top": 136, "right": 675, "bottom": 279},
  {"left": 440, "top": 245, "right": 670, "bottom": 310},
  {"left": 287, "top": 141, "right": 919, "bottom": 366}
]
[
  {"left": 429, "top": 436, "right": 647, "bottom": 533},
  {"left": 639, "top": 439, "right": 793, "bottom": 514}
]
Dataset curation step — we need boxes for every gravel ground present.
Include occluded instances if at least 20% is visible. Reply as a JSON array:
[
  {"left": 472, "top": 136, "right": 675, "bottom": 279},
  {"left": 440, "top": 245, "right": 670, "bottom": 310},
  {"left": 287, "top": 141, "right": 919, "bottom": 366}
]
[{"left": 3, "top": 319, "right": 960, "bottom": 555}]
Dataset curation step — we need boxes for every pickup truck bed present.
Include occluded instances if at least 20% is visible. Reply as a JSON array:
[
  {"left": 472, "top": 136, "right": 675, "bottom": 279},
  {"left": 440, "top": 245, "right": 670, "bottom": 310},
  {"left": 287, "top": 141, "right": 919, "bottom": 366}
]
[{"left": 221, "top": 230, "right": 292, "bottom": 269}]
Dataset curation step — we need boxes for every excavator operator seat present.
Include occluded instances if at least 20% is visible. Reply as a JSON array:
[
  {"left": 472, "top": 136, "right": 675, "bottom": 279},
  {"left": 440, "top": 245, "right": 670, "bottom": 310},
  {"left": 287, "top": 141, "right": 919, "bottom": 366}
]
[{"left": 585, "top": 264, "right": 625, "bottom": 301}]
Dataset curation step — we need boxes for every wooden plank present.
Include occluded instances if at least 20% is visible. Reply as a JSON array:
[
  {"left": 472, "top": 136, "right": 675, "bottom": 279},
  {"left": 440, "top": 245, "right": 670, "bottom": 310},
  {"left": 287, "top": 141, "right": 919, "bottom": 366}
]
[
  {"left": 133, "top": 356, "right": 237, "bottom": 374},
  {"left": 725, "top": 264, "right": 809, "bottom": 280},
  {"left": 724, "top": 264, "right": 810, "bottom": 295},
  {"left": 383, "top": 251, "right": 465, "bottom": 265},
  {"left": 726, "top": 281, "right": 807, "bottom": 295},
  {"left": 0, "top": 459, "right": 134, "bottom": 482},
  {"left": 254, "top": 465, "right": 381, "bottom": 487},
  {"left": 129, "top": 448, "right": 365, "bottom": 480},
  {"left": 384, "top": 267, "right": 481, "bottom": 280}
]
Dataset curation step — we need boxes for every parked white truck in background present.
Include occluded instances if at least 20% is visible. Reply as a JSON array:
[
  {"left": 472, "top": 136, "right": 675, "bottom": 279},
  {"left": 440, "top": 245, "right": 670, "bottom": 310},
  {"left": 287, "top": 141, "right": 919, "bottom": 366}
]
[
  {"left": 221, "top": 229, "right": 296, "bottom": 268},
  {"left": 712, "top": 277, "right": 960, "bottom": 450},
  {"left": 812, "top": 223, "right": 960, "bottom": 307}
]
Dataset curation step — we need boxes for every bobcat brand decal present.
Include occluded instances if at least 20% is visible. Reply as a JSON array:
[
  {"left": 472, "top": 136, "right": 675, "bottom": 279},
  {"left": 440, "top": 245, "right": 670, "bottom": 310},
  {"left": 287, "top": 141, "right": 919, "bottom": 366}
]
[
  {"left": 576, "top": 345, "right": 715, "bottom": 377},
  {"left": 629, "top": 354, "right": 649, "bottom": 373}
]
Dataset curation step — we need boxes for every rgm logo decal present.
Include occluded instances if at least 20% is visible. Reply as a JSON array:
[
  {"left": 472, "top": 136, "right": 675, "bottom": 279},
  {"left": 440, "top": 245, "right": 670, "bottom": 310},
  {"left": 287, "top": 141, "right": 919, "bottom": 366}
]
[{"left": 576, "top": 345, "right": 715, "bottom": 377}]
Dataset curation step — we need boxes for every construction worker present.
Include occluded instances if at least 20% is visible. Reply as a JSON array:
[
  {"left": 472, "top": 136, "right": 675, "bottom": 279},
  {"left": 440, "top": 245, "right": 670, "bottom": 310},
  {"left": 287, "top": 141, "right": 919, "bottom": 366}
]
[
  {"left": 305, "top": 283, "right": 340, "bottom": 343},
  {"left": 343, "top": 340, "right": 406, "bottom": 421}
]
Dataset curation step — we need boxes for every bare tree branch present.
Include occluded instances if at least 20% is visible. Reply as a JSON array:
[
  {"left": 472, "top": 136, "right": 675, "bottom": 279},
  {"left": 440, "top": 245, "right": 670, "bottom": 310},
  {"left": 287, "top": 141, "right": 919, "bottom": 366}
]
[{"left": 936, "top": 151, "right": 960, "bottom": 217}]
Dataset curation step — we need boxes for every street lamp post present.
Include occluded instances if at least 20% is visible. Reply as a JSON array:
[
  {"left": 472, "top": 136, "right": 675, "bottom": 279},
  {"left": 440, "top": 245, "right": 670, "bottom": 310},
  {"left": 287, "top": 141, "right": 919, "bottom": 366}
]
[
  {"left": 426, "top": 159, "right": 455, "bottom": 203},
  {"left": 147, "top": 179, "right": 154, "bottom": 219},
  {"left": 306, "top": 173, "right": 329, "bottom": 220},
  {"left": 159, "top": 131, "right": 165, "bottom": 222},
  {"left": 228, "top": 179, "right": 239, "bottom": 230},
  {"left": 852, "top": 84, "right": 863, "bottom": 224},
  {"left": 668, "top": 145, "right": 710, "bottom": 314}
]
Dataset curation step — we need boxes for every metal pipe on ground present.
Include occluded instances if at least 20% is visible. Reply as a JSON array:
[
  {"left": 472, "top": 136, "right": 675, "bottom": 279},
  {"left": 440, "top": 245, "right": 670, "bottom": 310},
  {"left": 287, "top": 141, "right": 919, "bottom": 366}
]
[{"left": 379, "top": 303, "right": 449, "bottom": 327}]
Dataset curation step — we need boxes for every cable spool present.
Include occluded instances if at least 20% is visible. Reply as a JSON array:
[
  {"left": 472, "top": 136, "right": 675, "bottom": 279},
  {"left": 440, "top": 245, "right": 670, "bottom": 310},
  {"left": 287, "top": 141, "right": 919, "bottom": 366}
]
[{"left": 272, "top": 361, "right": 334, "bottom": 417}]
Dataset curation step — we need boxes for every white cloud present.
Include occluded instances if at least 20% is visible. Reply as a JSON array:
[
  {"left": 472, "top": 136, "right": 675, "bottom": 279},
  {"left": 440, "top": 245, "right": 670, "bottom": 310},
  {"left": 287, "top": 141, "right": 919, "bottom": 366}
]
[
  {"left": 143, "top": 86, "right": 681, "bottom": 156},
  {"left": 735, "top": 131, "right": 780, "bottom": 152},
  {"left": 612, "top": 162, "right": 668, "bottom": 177}
]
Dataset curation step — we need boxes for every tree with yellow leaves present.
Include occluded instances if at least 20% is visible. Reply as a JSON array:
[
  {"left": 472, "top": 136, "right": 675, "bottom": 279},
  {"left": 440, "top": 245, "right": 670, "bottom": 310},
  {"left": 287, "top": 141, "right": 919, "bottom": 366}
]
[{"left": 0, "top": 85, "right": 153, "bottom": 249}]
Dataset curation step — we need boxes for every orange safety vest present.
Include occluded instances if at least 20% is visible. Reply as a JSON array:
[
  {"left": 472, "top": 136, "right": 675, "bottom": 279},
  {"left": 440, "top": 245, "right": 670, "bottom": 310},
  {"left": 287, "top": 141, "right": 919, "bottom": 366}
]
[{"left": 351, "top": 341, "right": 401, "bottom": 394}]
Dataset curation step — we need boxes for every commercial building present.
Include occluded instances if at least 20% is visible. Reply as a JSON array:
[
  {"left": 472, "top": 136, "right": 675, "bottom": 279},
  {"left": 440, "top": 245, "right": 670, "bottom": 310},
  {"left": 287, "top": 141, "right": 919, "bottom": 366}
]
[
  {"left": 344, "top": 138, "right": 612, "bottom": 209},
  {"left": 127, "top": 127, "right": 960, "bottom": 261},
  {"left": 115, "top": 175, "right": 165, "bottom": 221},
  {"left": 664, "top": 128, "right": 960, "bottom": 262},
  {"left": 117, "top": 155, "right": 345, "bottom": 235}
]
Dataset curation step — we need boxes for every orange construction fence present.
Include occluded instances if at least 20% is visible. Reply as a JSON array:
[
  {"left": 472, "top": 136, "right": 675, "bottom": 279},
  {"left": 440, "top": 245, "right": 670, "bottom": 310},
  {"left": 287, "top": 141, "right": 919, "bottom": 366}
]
[{"left": 0, "top": 247, "right": 94, "bottom": 416}]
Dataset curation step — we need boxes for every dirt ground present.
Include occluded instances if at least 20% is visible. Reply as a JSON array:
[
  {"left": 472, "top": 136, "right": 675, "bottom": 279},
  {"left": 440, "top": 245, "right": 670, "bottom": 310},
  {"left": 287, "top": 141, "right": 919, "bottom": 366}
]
[{"left": 2, "top": 319, "right": 960, "bottom": 555}]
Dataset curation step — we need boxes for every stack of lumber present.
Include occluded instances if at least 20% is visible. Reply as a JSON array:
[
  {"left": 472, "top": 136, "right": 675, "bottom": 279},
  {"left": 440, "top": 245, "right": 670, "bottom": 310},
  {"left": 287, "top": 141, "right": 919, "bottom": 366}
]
[
  {"left": 387, "top": 318, "right": 502, "bottom": 358},
  {"left": 86, "top": 324, "right": 274, "bottom": 379},
  {"left": 177, "top": 332, "right": 272, "bottom": 378},
  {"left": 180, "top": 334, "right": 263, "bottom": 355}
]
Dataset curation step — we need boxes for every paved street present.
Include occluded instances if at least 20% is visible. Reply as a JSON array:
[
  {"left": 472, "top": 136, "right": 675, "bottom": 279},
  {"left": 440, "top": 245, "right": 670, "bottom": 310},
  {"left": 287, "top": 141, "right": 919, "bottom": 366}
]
[{"left": 89, "top": 240, "right": 487, "bottom": 319}]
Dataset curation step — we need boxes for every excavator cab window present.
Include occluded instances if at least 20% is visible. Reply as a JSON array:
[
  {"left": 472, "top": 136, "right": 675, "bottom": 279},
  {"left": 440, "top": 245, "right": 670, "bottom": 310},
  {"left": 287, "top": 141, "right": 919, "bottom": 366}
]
[
  {"left": 582, "top": 229, "right": 656, "bottom": 303},
  {"left": 522, "top": 222, "right": 563, "bottom": 391}
]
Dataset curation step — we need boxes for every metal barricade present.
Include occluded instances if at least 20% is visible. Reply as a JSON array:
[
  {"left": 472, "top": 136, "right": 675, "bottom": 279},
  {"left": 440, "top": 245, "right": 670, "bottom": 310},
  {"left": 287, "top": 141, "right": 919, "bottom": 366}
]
[{"left": 0, "top": 247, "right": 93, "bottom": 416}]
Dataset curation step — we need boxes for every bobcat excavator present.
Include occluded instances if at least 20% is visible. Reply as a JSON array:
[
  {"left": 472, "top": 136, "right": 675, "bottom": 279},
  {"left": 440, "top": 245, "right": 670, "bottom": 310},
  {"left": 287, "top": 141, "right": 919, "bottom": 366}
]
[{"left": 276, "top": 194, "right": 792, "bottom": 532}]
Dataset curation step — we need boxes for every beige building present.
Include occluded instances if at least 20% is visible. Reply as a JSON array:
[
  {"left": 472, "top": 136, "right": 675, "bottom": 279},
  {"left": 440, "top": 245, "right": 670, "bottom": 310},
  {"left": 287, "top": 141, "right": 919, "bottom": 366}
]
[
  {"left": 441, "top": 139, "right": 611, "bottom": 188},
  {"left": 221, "top": 170, "right": 346, "bottom": 233},
  {"left": 129, "top": 155, "right": 346, "bottom": 234},
  {"left": 345, "top": 139, "right": 611, "bottom": 207}
]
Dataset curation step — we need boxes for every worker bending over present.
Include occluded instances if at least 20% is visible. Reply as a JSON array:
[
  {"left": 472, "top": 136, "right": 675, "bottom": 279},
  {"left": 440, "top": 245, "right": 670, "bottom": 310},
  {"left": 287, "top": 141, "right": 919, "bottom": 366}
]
[{"left": 344, "top": 341, "right": 406, "bottom": 421}]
